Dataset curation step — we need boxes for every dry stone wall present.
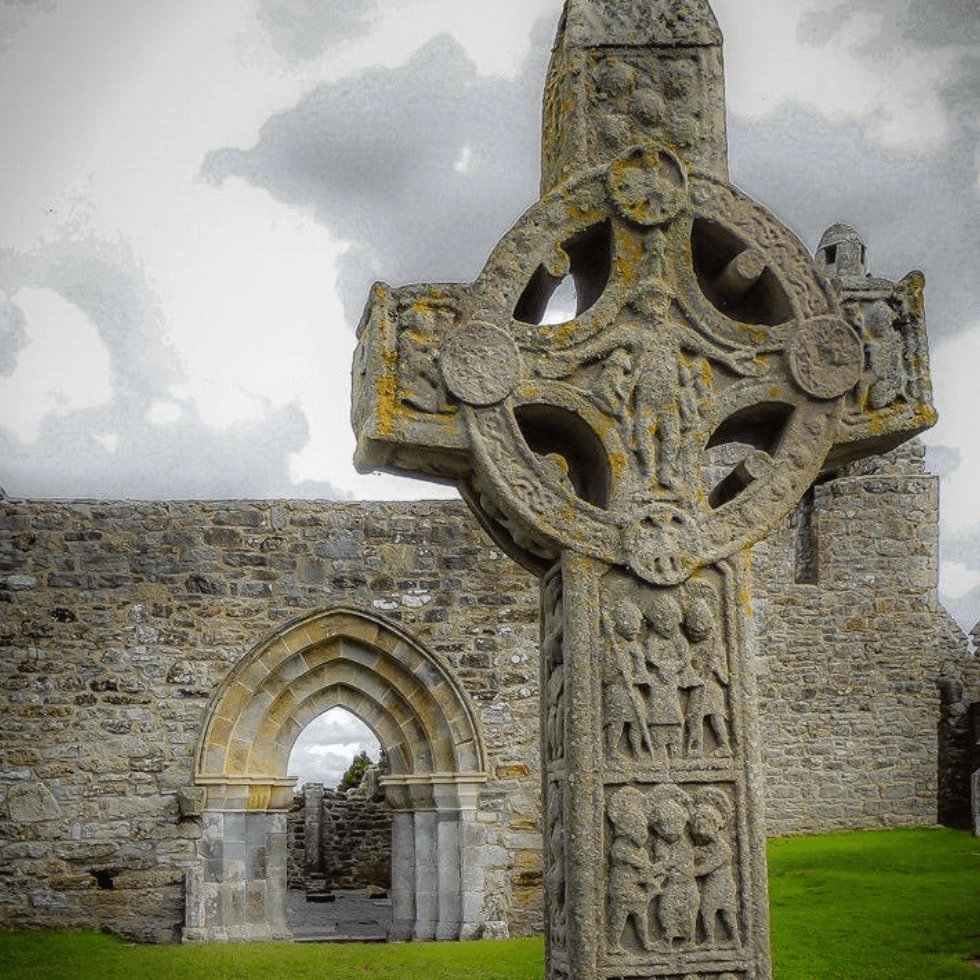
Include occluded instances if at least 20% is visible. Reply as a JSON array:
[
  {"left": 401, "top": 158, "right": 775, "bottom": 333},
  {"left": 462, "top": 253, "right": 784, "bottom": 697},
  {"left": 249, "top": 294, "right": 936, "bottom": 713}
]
[{"left": 0, "top": 446, "right": 976, "bottom": 942}]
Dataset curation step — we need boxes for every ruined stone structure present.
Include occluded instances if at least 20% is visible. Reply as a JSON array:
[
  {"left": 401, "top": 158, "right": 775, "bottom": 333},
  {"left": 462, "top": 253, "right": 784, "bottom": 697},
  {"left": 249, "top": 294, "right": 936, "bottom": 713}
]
[
  {"left": 286, "top": 776, "right": 393, "bottom": 894},
  {"left": 0, "top": 444, "right": 975, "bottom": 945}
]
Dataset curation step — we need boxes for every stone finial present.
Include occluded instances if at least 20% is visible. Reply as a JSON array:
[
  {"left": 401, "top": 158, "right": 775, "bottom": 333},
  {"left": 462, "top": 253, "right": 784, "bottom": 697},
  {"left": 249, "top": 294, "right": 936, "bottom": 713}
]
[
  {"left": 542, "top": 0, "right": 728, "bottom": 191},
  {"left": 817, "top": 223, "right": 867, "bottom": 278},
  {"left": 559, "top": 0, "right": 723, "bottom": 47}
]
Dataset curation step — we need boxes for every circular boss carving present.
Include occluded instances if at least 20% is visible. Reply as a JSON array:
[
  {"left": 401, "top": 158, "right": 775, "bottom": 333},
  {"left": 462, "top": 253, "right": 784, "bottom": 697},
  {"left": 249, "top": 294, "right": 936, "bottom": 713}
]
[
  {"left": 786, "top": 316, "right": 864, "bottom": 400},
  {"left": 441, "top": 323, "right": 522, "bottom": 406},
  {"left": 607, "top": 144, "right": 688, "bottom": 227}
]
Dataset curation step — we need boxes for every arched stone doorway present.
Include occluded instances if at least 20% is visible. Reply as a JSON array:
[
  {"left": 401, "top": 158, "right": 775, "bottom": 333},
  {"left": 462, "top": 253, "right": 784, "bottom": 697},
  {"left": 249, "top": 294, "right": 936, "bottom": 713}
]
[{"left": 183, "top": 607, "right": 489, "bottom": 943}]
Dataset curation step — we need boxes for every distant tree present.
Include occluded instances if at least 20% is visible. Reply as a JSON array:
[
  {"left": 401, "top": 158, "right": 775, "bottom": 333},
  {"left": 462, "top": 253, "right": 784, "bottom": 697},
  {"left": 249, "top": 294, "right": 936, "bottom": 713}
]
[{"left": 338, "top": 750, "right": 373, "bottom": 791}]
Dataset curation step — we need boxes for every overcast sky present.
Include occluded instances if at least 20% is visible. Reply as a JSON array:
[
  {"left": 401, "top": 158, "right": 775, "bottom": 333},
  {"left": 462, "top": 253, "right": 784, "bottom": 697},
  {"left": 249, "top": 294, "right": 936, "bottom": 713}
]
[
  {"left": 1, "top": 0, "right": 978, "bottom": 645},
  {"left": 288, "top": 706, "right": 380, "bottom": 788}
]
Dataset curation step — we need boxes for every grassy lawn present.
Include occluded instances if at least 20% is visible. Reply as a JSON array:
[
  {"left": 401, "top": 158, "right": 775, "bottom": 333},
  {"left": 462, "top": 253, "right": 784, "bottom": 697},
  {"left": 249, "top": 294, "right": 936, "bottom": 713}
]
[
  {"left": 767, "top": 827, "right": 980, "bottom": 979},
  {"left": 0, "top": 828, "right": 976, "bottom": 980}
]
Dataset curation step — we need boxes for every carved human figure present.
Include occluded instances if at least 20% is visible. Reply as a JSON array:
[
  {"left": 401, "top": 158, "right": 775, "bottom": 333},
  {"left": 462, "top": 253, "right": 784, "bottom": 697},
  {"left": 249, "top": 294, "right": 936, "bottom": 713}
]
[
  {"left": 607, "top": 786, "right": 663, "bottom": 951},
  {"left": 648, "top": 789, "right": 698, "bottom": 948},
  {"left": 603, "top": 599, "right": 654, "bottom": 759},
  {"left": 396, "top": 306, "right": 449, "bottom": 413},
  {"left": 536, "top": 278, "right": 758, "bottom": 497},
  {"left": 591, "top": 347, "right": 632, "bottom": 422},
  {"left": 683, "top": 595, "right": 731, "bottom": 757},
  {"left": 691, "top": 792, "right": 739, "bottom": 947},
  {"left": 860, "top": 300, "right": 906, "bottom": 410},
  {"left": 643, "top": 593, "right": 694, "bottom": 762}
]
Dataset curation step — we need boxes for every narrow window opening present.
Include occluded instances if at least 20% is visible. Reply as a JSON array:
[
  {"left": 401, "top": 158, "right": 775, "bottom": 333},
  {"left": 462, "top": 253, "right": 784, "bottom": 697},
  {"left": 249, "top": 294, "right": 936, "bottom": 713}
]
[
  {"left": 794, "top": 485, "right": 818, "bottom": 584},
  {"left": 824, "top": 243, "right": 838, "bottom": 266}
]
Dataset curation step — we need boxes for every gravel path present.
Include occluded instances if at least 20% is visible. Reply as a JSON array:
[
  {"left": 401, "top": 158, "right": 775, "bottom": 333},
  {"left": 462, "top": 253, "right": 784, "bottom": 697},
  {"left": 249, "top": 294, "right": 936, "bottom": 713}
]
[{"left": 286, "top": 888, "right": 392, "bottom": 942}]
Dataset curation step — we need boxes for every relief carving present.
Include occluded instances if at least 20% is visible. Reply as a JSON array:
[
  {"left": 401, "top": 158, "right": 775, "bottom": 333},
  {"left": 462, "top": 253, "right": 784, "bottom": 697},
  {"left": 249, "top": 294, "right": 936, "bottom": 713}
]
[
  {"left": 857, "top": 300, "right": 908, "bottom": 411},
  {"left": 602, "top": 576, "right": 731, "bottom": 765},
  {"left": 395, "top": 298, "right": 456, "bottom": 414},
  {"left": 535, "top": 277, "right": 760, "bottom": 503},
  {"left": 605, "top": 783, "right": 741, "bottom": 954},
  {"left": 546, "top": 782, "right": 568, "bottom": 948},
  {"left": 543, "top": 568, "right": 566, "bottom": 767}
]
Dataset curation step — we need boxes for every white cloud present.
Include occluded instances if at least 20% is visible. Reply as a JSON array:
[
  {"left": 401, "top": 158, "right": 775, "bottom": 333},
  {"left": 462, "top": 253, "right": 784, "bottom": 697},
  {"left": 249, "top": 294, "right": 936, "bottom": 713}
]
[
  {"left": 147, "top": 401, "right": 182, "bottom": 425},
  {"left": 331, "top": 0, "right": 559, "bottom": 80},
  {"left": 922, "top": 323, "right": 980, "bottom": 534},
  {"left": 941, "top": 561, "right": 980, "bottom": 601},
  {"left": 0, "top": 287, "right": 113, "bottom": 442},
  {"left": 93, "top": 432, "right": 119, "bottom": 454},
  {"left": 303, "top": 740, "right": 363, "bottom": 759},
  {"left": 453, "top": 143, "right": 475, "bottom": 174},
  {"left": 714, "top": 0, "right": 955, "bottom": 151}
]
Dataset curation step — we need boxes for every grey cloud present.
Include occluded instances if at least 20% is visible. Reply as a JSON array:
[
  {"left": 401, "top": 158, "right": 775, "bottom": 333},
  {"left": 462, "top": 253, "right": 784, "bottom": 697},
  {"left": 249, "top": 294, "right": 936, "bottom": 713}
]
[
  {"left": 906, "top": 0, "right": 980, "bottom": 47},
  {"left": 796, "top": 4, "right": 852, "bottom": 47},
  {"left": 926, "top": 444, "right": 962, "bottom": 477},
  {"left": 0, "top": 0, "right": 51, "bottom": 55},
  {"left": 0, "top": 238, "right": 178, "bottom": 410},
  {"left": 202, "top": 29, "right": 550, "bottom": 322},
  {"left": 258, "top": 0, "right": 376, "bottom": 61},
  {"left": 0, "top": 297, "right": 26, "bottom": 376},
  {"left": 798, "top": 0, "right": 980, "bottom": 52},
  {"left": 298, "top": 716, "right": 376, "bottom": 747},
  {"left": 945, "top": 525, "right": 980, "bottom": 569},
  {"left": 0, "top": 399, "right": 347, "bottom": 500},
  {"left": 944, "top": 585, "right": 980, "bottom": 634},
  {"left": 0, "top": 237, "right": 347, "bottom": 500},
  {"left": 727, "top": 102, "right": 979, "bottom": 344}
]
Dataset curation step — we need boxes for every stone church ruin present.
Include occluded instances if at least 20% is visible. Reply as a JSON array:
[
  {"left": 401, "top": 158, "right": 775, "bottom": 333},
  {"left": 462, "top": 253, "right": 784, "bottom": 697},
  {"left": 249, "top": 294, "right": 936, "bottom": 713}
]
[
  {"left": 0, "top": 453, "right": 977, "bottom": 946},
  {"left": 1, "top": 0, "right": 979, "bottom": 974}
]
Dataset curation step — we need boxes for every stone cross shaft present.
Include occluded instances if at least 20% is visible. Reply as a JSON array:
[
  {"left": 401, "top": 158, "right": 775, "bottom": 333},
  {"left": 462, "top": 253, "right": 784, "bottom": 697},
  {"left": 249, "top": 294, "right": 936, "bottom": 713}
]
[{"left": 351, "top": 2, "right": 935, "bottom": 978}]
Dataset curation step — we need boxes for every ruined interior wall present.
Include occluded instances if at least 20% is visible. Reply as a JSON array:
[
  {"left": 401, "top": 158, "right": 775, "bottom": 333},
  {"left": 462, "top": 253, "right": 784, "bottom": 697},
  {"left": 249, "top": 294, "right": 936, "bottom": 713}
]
[
  {"left": 0, "top": 498, "right": 542, "bottom": 942},
  {"left": 0, "top": 453, "right": 973, "bottom": 940},
  {"left": 751, "top": 444, "right": 977, "bottom": 835},
  {"left": 319, "top": 786, "right": 393, "bottom": 890}
]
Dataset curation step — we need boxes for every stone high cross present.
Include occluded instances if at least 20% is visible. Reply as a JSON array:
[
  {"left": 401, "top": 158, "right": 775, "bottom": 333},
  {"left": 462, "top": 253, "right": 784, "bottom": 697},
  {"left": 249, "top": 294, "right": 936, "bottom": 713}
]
[{"left": 351, "top": 2, "right": 935, "bottom": 978}]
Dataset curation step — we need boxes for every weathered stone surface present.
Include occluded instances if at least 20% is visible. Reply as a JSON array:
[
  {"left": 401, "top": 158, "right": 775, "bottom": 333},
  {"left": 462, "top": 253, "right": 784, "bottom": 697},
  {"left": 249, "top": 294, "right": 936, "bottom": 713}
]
[{"left": 350, "top": 2, "right": 942, "bottom": 979}]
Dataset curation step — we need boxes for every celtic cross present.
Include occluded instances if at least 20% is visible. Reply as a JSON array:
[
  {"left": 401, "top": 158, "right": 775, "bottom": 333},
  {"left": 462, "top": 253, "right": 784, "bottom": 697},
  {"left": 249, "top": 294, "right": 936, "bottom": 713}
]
[{"left": 351, "top": 2, "right": 935, "bottom": 978}]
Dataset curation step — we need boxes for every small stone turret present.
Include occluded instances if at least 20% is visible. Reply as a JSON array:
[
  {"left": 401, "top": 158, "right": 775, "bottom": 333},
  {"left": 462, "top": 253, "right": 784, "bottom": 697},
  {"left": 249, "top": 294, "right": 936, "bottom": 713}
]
[{"left": 817, "top": 223, "right": 867, "bottom": 277}]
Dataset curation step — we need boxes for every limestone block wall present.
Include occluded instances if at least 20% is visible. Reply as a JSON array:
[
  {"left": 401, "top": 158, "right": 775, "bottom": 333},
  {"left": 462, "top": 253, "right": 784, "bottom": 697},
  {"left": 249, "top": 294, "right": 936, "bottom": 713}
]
[
  {"left": 751, "top": 445, "right": 977, "bottom": 835},
  {"left": 0, "top": 498, "right": 543, "bottom": 942}
]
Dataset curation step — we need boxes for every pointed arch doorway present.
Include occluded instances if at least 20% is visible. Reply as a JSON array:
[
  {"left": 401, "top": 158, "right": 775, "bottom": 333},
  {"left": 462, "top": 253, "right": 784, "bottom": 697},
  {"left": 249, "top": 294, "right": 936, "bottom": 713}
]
[{"left": 183, "top": 607, "right": 489, "bottom": 943}]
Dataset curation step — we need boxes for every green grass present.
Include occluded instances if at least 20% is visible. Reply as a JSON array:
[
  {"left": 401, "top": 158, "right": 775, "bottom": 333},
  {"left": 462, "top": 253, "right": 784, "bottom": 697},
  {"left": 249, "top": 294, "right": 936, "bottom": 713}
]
[
  {"left": 768, "top": 827, "right": 980, "bottom": 980},
  {"left": 0, "top": 828, "right": 977, "bottom": 980}
]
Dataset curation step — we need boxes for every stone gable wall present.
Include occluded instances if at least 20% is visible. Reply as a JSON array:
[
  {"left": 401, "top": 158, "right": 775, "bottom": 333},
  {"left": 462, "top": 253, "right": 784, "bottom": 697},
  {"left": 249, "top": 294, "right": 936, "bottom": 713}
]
[{"left": 0, "top": 447, "right": 975, "bottom": 942}]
